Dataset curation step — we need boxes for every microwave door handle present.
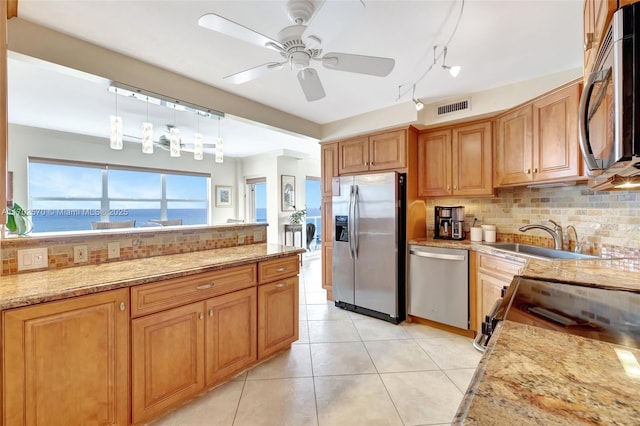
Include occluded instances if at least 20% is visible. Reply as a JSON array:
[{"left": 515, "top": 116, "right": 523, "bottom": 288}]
[{"left": 578, "top": 68, "right": 610, "bottom": 171}]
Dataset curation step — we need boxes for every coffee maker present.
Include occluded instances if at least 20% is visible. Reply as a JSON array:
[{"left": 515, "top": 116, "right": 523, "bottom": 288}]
[{"left": 434, "top": 206, "right": 465, "bottom": 240}]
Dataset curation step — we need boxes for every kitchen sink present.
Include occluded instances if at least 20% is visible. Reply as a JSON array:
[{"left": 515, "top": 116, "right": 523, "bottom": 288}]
[{"left": 485, "top": 242, "right": 598, "bottom": 260}]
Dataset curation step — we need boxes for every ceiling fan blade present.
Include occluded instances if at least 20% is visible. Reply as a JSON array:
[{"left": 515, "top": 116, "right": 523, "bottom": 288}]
[
  {"left": 297, "top": 68, "right": 326, "bottom": 102},
  {"left": 321, "top": 52, "right": 395, "bottom": 77},
  {"left": 303, "top": 0, "right": 365, "bottom": 48},
  {"left": 198, "top": 13, "right": 282, "bottom": 51},
  {"left": 224, "top": 62, "right": 284, "bottom": 85}
]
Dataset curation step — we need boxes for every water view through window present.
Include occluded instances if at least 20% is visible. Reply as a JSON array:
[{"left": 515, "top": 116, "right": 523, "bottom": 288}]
[{"left": 28, "top": 160, "right": 209, "bottom": 232}]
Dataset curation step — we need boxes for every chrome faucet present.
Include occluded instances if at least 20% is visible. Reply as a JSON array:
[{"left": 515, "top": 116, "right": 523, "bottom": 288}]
[
  {"left": 518, "top": 219, "right": 564, "bottom": 250},
  {"left": 566, "top": 225, "right": 580, "bottom": 253}
]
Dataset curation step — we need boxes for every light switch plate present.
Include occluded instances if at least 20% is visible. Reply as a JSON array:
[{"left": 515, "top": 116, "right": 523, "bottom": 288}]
[
  {"left": 17, "top": 248, "right": 48, "bottom": 271},
  {"left": 254, "top": 231, "right": 263, "bottom": 242}
]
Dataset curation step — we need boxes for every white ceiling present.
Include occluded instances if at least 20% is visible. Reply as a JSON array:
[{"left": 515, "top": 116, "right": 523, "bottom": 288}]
[{"left": 9, "top": 0, "right": 584, "bottom": 158}]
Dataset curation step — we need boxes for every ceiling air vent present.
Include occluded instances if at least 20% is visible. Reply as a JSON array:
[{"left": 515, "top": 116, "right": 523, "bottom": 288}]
[{"left": 436, "top": 98, "right": 471, "bottom": 117}]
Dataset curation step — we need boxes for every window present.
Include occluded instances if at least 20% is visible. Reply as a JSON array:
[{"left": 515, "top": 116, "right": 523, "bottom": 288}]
[
  {"left": 28, "top": 159, "right": 209, "bottom": 232},
  {"left": 246, "top": 177, "right": 266, "bottom": 223}
]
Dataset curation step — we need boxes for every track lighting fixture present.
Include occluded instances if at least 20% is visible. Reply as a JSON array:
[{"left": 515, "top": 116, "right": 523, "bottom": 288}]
[
  {"left": 441, "top": 46, "right": 461, "bottom": 78},
  {"left": 411, "top": 84, "right": 424, "bottom": 111}
]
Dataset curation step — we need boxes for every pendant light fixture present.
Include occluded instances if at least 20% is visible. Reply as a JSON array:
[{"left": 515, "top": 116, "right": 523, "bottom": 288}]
[
  {"left": 215, "top": 117, "right": 224, "bottom": 163},
  {"left": 141, "top": 95, "right": 154, "bottom": 154},
  {"left": 109, "top": 88, "right": 123, "bottom": 150},
  {"left": 193, "top": 113, "right": 204, "bottom": 160},
  {"left": 169, "top": 109, "right": 181, "bottom": 157}
]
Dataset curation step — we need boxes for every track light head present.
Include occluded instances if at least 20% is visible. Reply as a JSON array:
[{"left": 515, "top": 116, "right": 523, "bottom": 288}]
[
  {"left": 443, "top": 64, "right": 461, "bottom": 77},
  {"left": 413, "top": 99, "right": 424, "bottom": 111}
]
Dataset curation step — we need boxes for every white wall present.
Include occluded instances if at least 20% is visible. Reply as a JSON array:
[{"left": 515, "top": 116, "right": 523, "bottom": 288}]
[{"left": 8, "top": 124, "right": 240, "bottom": 224}]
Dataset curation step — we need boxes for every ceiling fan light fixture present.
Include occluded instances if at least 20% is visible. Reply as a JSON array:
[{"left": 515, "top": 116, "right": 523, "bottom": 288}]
[{"left": 413, "top": 99, "right": 424, "bottom": 111}]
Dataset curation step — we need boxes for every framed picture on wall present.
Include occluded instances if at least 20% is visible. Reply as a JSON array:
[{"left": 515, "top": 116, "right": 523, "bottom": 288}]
[
  {"left": 281, "top": 175, "right": 295, "bottom": 211},
  {"left": 215, "top": 186, "right": 232, "bottom": 207}
]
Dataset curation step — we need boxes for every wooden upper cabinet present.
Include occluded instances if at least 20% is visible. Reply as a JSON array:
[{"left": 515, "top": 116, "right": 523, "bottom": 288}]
[
  {"left": 533, "top": 83, "right": 581, "bottom": 181},
  {"left": 418, "top": 120, "right": 493, "bottom": 197},
  {"left": 4, "top": 289, "right": 130, "bottom": 426},
  {"left": 418, "top": 129, "right": 451, "bottom": 197},
  {"left": 583, "top": 0, "right": 618, "bottom": 78},
  {"left": 338, "top": 129, "right": 407, "bottom": 175},
  {"left": 369, "top": 130, "right": 406, "bottom": 171},
  {"left": 338, "top": 136, "right": 370, "bottom": 174},
  {"left": 452, "top": 121, "right": 493, "bottom": 196},
  {"left": 495, "top": 82, "right": 582, "bottom": 186},
  {"left": 321, "top": 143, "right": 339, "bottom": 197},
  {"left": 495, "top": 105, "right": 534, "bottom": 185}
]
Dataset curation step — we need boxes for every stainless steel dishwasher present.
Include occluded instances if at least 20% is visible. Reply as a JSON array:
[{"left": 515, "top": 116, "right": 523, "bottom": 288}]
[{"left": 408, "top": 245, "right": 469, "bottom": 329}]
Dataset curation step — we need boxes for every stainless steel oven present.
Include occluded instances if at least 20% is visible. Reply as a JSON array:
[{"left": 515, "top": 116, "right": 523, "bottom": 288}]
[{"left": 579, "top": 2, "right": 640, "bottom": 180}]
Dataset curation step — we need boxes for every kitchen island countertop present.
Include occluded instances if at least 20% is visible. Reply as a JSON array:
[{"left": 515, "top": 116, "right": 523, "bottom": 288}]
[{"left": 0, "top": 243, "right": 304, "bottom": 310}]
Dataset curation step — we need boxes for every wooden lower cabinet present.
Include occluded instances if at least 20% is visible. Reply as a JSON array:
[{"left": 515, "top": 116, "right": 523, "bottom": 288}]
[
  {"left": 131, "top": 301, "right": 205, "bottom": 424},
  {"left": 475, "top": 254, "right": 524, "bottom": 331},
  {"left": 205, "top": 287, "right": 257, "bottom": 386},
  {"left": 258, "top": 276, "right": 299, "bottom": 359},
  {"left": 3, "top": 289, "right": 130, "bottom": 426}
]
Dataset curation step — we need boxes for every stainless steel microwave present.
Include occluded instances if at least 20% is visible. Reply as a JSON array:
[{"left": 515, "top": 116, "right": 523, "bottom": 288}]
[{"left": 579, "top": 2, "right": 640, "bottom": 184}]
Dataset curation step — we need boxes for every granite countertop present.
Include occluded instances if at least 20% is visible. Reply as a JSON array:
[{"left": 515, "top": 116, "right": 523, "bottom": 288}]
[
  {"left": 454, "top": 321, "right": 640, "bottom": 425},
  {"left": 0, "top": 243, "right": 304, "bottom": 310}
]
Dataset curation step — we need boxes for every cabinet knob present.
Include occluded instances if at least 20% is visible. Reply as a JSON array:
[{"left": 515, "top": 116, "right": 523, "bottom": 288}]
[
  {"left": 584, "top": 32, "right": 594, "bottom": 50},
  {"left": 525, "top": 168, "right": 531, "bottom": 174},
  {"left": 275, "top": 283, "right": 287, "bottom": 288},
  {"left": 533, "top": 168, "right": 538, "bottom": 174},
  {"left": 119, "top": 302, "right": 125, "bottom": 311},
  {"left": 196, "top": 283, "right": 214, "bottom": 290},
  {"left": 199, "top": 312, "right": 204, "bottom": 320},
  {"left": 453, "top": 185, "right": 457, "bottom": 190},
  {"left": 209, "top": 308, "right": 214, "bottom": 317},
  {"left": 275, "top": 267, "right": 287, "bottom": 272}
]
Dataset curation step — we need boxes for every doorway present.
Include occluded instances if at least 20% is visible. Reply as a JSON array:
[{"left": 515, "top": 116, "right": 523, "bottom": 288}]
[{"left": 305, "top": 177, "right": 321, "bottom": 252}]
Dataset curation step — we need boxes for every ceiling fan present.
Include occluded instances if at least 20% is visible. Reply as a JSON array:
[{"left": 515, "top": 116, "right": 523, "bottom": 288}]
[{"left": 197, "top": 0, "right": 395, "bottom": 101}]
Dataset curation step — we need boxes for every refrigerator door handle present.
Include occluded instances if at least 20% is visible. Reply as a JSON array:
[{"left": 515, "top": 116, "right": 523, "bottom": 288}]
[
  {"left": 348, "top": 184, "right": 355, "bottom": 259},
  {"left": 354, "top": 185, "right": 360, "bottom": 258}
]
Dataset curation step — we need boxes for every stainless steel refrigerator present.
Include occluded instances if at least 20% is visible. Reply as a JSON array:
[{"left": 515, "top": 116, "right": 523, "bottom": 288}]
[{"left": 332, "top": 172, "right": 406, "bottom": 324}]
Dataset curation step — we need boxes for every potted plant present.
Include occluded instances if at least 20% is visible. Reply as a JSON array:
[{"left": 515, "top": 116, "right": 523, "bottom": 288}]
[
  {"left": 6, "top": 202, "right": 33, "bottom": 235},
  {"left": 289, "top": 208, "right": 307, "bottom": 225}
]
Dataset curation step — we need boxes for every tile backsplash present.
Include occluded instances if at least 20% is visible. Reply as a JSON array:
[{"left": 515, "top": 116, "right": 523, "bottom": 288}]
[
  {"left": 426, "top": 184, "right": 640, "bottom": 257},
  {"left": 1, "top": 224, "right": 268, "bottom": 275}
]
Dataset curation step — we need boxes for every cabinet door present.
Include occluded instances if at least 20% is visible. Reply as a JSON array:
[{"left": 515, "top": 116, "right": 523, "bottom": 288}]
[
  {"left": 205, "top": 287, "right": 257, "bottom": 386},
  {"left": 4, "top": 289, "right": 129, "bottom": 426},
  {"left": 532, "top": 83, "right": 581, "bottom": 182},
  {"left": 369, "top": 130, "right": 406, "bottom": 171},
  {"left": 258, "top": 276, "right": 299, "bottom": 359},
  {"left": 321, "top": 143, "right": 339, "bottom": 197},
  {"left": 322, "top": 243, "right": 333, "bottom": 296},
  {"left": 495, "top": 105, "right": 533, "bottom": 186},
  {"left": 417, "top": 129, "right": 451, "bottom": 197},
  {"left": 452, "top": 121, "right": 493, "bottom": 196},
  {"left": 131, "top": 302, "right": 205, "bottom": 424},
  {"left": 583, "top": 0, "right": 595, "bottom": 79},
  {"left": 338, "top": 136, "right": 369, "bottom": 174},
  {"left": 477, "top": 272, "right": 506, "bottom": 330}
]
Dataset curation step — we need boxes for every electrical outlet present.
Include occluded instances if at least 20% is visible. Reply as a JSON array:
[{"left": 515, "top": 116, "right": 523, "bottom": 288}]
[
  {"left": 74, "top": 245, "right": 88, "bottom": 263},
  {"left": 17, "top": 248, "right": 48, "bottom": 271},
  {"left": 107, "top": 242, "right": 120, "bottom": 259},
  {"left": 237, "top": 233, "right": 246, "bottom": 244},
  {"left": 253, "top": 231, "right": 263, "bottom": 242}
]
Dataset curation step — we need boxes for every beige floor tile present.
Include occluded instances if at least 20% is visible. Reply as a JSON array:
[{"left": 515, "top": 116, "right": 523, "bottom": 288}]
[
  {"left": 247, "top": 345, "right": 312, "bottom": 380},
  {"left": 232, "top": 371, "right": 247, "bottom": 382},
  {"left": 306, "top": 303, "right": 352, "bottom": 321},
  {"left": 295, "top": 321, "right": 310, "bottom": 344},
  {"left": 353, "top": 318, "right": 412, "bottom": 341},
  {"left": 401, "top": 322, "right": 460, "bottom": 339},
  {"left": 306, "top": 291, "right": 329, "bottom": 304},
  {"left": 299, "top": 304, "right": 308, "bottom": 320},
  {"left": 381, "top": 371, "right": 463, "bottom": 425},
  {"left": 415, "top": 336, "right": 482, "bottom": 370},
  {"left": 315, "top": 374, "right": 403, "bottom": 426},
  {"left": 149, "top": 381, "right": 244, "bottom": 426},
  {"left": 364, "top": 340, "right": 439, "bottom": 373},
  {"left": 444, "top": 368, "right": 477, "bottom": 393},
  {"left": 308, "top": 320, "right": 360, "bottom": 343},
  {"left": 233, "top": 378, "right": 318, "bottom": 426},
  {"left": 310, "top": 342, "right": 376, "bottom": 376}
]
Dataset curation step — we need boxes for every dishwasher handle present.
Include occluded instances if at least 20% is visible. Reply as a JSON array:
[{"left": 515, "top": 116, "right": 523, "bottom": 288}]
[{"left": 409, "top": 250, "right": 466, "bottom": 261}]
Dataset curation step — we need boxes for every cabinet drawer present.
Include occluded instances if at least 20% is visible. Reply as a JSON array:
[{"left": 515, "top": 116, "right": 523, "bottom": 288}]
[
  {"left": 131, "top": 264, "right": 257, "bottom": 317},
  {"left": 258, "top": 256, "right": 299, "bottom": 284},
  {"left": 478, "top": 253, "right": 524, "bottom": 279}
]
